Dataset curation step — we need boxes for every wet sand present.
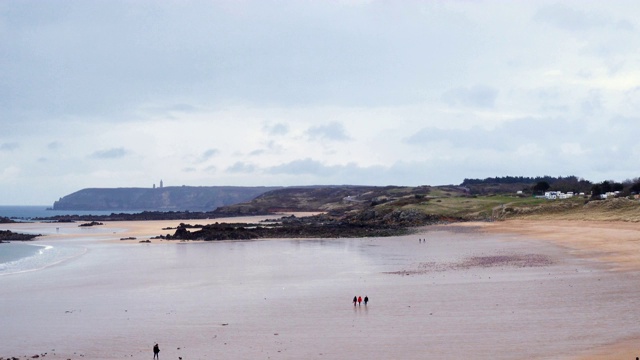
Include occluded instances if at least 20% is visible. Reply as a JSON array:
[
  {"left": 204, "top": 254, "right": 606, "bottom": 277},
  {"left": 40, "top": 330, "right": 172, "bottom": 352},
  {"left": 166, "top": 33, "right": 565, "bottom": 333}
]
[
  {"left": 477, "top": 220, "right": 640, "bottom": 359},
  {"left": 1, "top": 219, "right": 640, "bottom": 359}
]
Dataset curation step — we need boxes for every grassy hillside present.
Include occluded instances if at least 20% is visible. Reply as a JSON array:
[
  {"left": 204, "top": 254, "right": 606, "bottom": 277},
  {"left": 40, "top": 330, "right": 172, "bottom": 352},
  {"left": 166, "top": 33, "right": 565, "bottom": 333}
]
[{"left": 213, "top": 185, "right": 640, "bottom": 223}]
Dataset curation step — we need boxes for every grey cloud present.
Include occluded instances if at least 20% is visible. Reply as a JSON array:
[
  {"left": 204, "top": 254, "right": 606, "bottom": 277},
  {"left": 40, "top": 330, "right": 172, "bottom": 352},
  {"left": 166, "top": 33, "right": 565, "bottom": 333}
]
[
  {"left": 249, "top": 141, "right": 284, "bottom": 157},
  {"left": 47, "top": 141, "right": 62, "bottom": 150},
  {"left": 306, "top": 122, "right": 350, "bottom": 142},
  {"left": 249, "top": 149, "right": 266, "bottom": 156},
  {"left": 89, "top": 147, "right": 129, "bottom": 159},
  {"left": 227, "top": 162, "right": 257, "bottom": 173},
  {"left": 267, "top": 158, "right": 334, "bottom": 176},
  {"left": 405, "top": 118, "right": 584, "bottom": 152},
  {"left": 533, "top": 4, "right": 623, "bottom": 31},
  {"left": 200, "top": 149, "right": 219, "bottom": 162},
  {"left": 168, "top": 104, "right": 199, "bottom": 113},
  {"left": 0, "top": 143, "right": 19, "bottom": 151},
  {"left": 1, "top": 1, "right": 484, "bottom": 124},
  {"left": 265, "top": 158, "right": 389, "bottom": 183},
  {"left": 616, "top": 19, "right": 635, "bottom": 31},
  {"left": 441, "top": 85, "right": 498, "bottom": 108},
  {"left": 264, "top": 123, "right": 289, "bottom": 136},
  {"left": 581, "top": 91, "right": 603, "bottom": 116}
]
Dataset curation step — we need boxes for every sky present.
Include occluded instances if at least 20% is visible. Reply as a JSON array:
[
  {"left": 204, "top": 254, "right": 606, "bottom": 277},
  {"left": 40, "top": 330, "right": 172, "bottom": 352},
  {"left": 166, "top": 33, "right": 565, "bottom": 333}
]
[{"left": 2, "top": 0, "right": 640, "bottom": 205}]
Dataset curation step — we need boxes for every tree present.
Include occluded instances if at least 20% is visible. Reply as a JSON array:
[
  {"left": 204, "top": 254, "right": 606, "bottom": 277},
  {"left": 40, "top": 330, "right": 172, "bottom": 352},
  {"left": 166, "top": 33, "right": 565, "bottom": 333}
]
[{"left": 532, "top": 181, "right": 550, "bottom": 195}]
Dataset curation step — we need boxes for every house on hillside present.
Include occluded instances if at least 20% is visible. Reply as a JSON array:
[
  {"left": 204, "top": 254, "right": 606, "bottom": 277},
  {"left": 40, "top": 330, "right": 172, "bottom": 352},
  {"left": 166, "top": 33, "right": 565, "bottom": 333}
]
[{"left": 544, "top": 191, "right": 574, "bottom": 200}]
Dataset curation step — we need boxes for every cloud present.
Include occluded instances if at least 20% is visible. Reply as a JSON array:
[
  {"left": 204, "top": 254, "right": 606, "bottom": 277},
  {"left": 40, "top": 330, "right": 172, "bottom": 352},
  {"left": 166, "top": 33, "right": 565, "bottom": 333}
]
[
  {"left": 89, "top": 147, "right": 129, "bottom": 159},
  {"left": 267, "top": 158, "right": 332, "bottom": 176},
  {"left": 249, "top": 149, "right": 266, "bottom": 156},
  {"left": 441, "top": 85, "right": 498, "bottom": 108},
  {"left": 167, "top": 103, "right": 199, "bottom": 113},
  {"left": 533, "top": 4, "right": 628, "bottom": 32},
  {"left": 263, "top": 123, "right": 289, "bottom": 136},
  {"left": 581, "top": 90, "right": 603, "bottom": 116},
  {"left": 0, "top": 143, "right": 19, "bottom": 151},
  {"left": 305, "top": 122, "right": 351, "bottom": 141},
  {"left": 199, "top": 149, "right": 219, "bottom": 162},
  {"left": 534, "top": 4, "right": 606, "bottom": 31},
  {"left": 0, "top": 166, "right": 21, "bottom": 180},
  {"left": 47, "top": 141, "right": 62, "bottom": 150},
  {"left": 404, "top": 117, "right": 587, "bottom": 152},
  {"left": 227, "top": 162, "right": 257, "bottom": 173}
]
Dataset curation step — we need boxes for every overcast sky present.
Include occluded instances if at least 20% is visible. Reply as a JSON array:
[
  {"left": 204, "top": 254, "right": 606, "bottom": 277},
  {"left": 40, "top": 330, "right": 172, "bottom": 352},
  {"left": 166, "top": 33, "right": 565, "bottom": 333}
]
[{"left": 2, "top": 1, "right": 640, "bottom": 205}]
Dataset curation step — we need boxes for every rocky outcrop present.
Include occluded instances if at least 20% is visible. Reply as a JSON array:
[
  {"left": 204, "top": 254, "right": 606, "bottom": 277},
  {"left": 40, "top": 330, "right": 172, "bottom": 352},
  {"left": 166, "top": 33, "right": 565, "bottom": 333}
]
[
  {"left": 0, "top": 230, "right": 41, "bottom": 241},
  {"left": 162, "top": 209, "right": 462, "bottom": 241}
]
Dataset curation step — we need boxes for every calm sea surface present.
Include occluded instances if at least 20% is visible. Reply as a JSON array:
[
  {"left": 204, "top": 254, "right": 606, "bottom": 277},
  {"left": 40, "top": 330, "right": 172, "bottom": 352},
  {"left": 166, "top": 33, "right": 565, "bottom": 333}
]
[
  {"left": 0, "top": 205, "right": 141, "bottom": 220},
  {"left": 0, "top": 206, "right": 128, "bottom": 275}
]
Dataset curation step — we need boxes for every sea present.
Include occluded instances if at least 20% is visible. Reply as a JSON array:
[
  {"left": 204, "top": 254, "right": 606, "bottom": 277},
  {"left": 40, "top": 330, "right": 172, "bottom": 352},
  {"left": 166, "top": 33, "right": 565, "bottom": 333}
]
[
  {"left": 0, "top": 205, "right": 138, "bottom": 276},
  {"left": 0, "top": 205, "right": 139, "bottom": 220}
]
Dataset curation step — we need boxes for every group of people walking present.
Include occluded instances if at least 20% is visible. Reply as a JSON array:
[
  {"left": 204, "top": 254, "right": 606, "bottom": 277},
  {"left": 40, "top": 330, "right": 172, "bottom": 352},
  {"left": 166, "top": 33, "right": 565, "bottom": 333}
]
[{"left": 353, "top": 295, "right": 369, "bottom": 306}]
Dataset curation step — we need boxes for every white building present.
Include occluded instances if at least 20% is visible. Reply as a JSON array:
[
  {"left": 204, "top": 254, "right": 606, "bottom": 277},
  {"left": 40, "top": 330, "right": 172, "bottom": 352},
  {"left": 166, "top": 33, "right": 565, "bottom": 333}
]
[{"left": 545, "top": 191, "right": 574, "bottom": 200}]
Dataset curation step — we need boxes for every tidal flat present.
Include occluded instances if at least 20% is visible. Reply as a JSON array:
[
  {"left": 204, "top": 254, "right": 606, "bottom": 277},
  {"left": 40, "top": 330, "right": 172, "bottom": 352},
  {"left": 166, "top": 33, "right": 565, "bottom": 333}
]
[{"left": 1, "top": 219, "right": 639, "bottom": 359}]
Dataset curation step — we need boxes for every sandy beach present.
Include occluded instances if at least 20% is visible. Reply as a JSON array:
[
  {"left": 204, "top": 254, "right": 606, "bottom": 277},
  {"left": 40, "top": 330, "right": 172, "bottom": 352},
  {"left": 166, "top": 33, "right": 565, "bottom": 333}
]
[{"left": 1, "top": 218, "right": 640, "bottom": 359}]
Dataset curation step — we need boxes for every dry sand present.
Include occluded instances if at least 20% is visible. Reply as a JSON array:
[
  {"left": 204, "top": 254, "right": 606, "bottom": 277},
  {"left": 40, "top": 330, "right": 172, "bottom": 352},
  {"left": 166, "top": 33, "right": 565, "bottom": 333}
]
[{"left": 1, "top": 218, "right": 639, "bottom": 359}]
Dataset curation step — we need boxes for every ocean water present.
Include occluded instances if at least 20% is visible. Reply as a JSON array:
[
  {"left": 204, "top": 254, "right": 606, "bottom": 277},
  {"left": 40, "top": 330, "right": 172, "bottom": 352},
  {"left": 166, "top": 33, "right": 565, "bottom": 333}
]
[
  {"left": 0, "top": 209, "right": 94, "bottom": 275},
  {"left": 0, "top": 241, "right": 84, "bottom": 276},
  {"left": 0, "top": 205, "right": 140, "bottom": 220},
  {"left": 0, "top": 242, "right": 42, "bottom": 263}
]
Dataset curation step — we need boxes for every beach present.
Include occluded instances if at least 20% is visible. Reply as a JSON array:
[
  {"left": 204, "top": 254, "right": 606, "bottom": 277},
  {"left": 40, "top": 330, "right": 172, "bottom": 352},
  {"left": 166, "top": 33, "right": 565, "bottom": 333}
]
[{"left": 1, "top": 218, "right": 640, "bottom": 359}]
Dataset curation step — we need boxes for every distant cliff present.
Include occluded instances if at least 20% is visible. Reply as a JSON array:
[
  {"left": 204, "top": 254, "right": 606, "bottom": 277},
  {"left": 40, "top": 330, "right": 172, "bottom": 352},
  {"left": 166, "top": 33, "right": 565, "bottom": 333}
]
[{"left": 52, "top": 186, "right": 281, "bottom": 211}]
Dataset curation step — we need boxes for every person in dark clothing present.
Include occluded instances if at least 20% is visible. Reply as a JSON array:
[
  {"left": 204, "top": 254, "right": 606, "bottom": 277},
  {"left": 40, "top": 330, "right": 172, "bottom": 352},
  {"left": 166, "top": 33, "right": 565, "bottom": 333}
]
[
  {"left": 364, "top": 296, "right": 369, "bottom": 305},
  {"left": 153, "top": 343, "right": 160, "bottom": 359},
  {"left": 353, "top": 296, "right": 357, "bottom": 306}
]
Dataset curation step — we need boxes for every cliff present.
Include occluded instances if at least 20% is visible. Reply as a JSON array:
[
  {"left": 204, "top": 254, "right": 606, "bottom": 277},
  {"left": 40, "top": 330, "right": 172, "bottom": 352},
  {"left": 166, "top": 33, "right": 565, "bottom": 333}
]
[{"left": 52, "top": 186, "right": 281, "bottom": 211}]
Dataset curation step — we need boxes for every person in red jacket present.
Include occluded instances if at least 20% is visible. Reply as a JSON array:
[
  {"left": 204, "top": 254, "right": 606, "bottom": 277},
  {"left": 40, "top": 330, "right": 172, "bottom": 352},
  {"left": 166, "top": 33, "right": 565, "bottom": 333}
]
[{"left": 357, "top": 296, "right": 362, "bottom": 306}]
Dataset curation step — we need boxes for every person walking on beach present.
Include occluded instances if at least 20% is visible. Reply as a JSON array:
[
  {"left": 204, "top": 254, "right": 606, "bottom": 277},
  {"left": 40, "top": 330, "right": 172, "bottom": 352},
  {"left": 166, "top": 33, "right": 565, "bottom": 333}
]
[
  {"left": 364, "top": 295, "right": 368, "bottom": 305},
  {"left": 153, "top": 343, "right": 160, "bottom": 359},
  {"left": 358, "top": 296, "right": 362, "bottom": 306},
  {"left": 353, "top": 296, "right": 357, "bottom": 306}
]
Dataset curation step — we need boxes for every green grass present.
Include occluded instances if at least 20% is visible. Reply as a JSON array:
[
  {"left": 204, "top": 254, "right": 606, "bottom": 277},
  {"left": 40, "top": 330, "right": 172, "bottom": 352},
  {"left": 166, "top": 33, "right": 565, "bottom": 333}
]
[{"left": 384, "top": 194, "right": 569, "bottom": 219}]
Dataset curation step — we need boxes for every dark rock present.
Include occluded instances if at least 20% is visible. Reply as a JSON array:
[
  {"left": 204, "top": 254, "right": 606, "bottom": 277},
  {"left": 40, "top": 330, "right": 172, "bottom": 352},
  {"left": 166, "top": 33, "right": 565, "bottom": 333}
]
[
  {"left": 78, "top": 221, "right": 103, "bottom": 227},
  {"left": 0, "top": 230, "right": 41, "bottom": 241}
]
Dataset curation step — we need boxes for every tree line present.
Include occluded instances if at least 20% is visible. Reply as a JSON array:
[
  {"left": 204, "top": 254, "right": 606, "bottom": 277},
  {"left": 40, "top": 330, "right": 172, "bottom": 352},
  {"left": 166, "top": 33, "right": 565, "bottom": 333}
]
[{"left": 462, "top": 175, "right": 640, "bottom": 198}]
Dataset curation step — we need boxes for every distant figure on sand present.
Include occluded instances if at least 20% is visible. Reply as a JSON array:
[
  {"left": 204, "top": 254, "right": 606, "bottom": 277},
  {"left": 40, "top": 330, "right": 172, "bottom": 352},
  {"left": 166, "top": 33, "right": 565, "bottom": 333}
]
[
  {"left": 358, "top": 296, "right": 362, "bottom": 306},
  {"left": 353, "top": 296, "right": 357, "bottom": 306},
  {"left": 153, "top": 343, "right": 160, "bottom": 359},
  {"left": 364, "top": 296, "right": 369, "bottom": 305}
]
